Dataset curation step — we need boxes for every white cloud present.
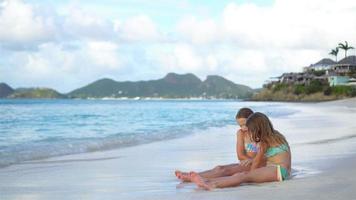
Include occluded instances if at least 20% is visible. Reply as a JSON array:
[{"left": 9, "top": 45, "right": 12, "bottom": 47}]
[
  {"left": 25, "top": 43, "right": 78, "bottom": 74},
  {"left": 166, "top": 0, "right": 356, "bottom": 87},
  {"left": 229, "top": 50, "right": 268, "bottom": 73},
  {"left": 224, "top": 0, "right": 356, "bottom": 50},
  {"left": 0, "top": 41, "right": 126, "bottom": 92},
  {"left": 115, "top": 15, "right": 162, "bottom": 42},
  {"left": 0, "top": 0, "right": 56, "bottom": 49},
  {"left": 206, "top": 54, "right": 218, "bottom": 71},
  {"left": 0, "top": 43, "right": 81, "bottom": 91},
  {"left": 173, "top": 44, "right": 203, "bottom": 71},
  {"left": 176, "top": 16, "right": 219, "bottom": 44},
  {"left": 171, "top": 0, "right": 356, "bottom": 51},
  {"left": 63, "top": 4, "right": 115, "bottom": 40},
  {"left": 86, "top": 41, "right": 121, "bottom": 69},
  {"left": 2, "top": 0, "right": 356, "bottom": 90}
]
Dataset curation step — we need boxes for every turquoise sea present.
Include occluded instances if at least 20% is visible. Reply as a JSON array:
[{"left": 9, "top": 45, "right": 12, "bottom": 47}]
[{"left": 0, "top": 99, "right": 297, "bottom": 167}]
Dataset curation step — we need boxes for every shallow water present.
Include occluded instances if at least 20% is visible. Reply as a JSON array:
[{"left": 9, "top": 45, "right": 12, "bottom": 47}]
[{"left": 0, "top": 99, "right": 297, "bottom": 167}]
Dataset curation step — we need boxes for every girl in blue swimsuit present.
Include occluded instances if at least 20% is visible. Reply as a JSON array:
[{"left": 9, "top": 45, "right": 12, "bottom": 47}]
[
  {"left": 175, "top": 108, "right": 258, "bottom": 182},
  {"left": 190, "top": 112, "right": 291, "bottom": 190}
]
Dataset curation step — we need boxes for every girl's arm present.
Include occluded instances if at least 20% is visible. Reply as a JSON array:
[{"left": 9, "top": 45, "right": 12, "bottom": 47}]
[
  {"left": 250, "top": 143, "right": 266, "bottom": 171},
  {"left": 236, "top": 130, "right": 250, "bottom": 161}
]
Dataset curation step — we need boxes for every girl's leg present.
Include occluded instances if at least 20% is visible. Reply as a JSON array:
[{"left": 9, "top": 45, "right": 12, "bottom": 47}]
[
  {"left": 199, "top": 163, "right": 250, "bottom": 178},
  {"left": 175, "top": 163, "right": 249, "bottom": 182},
  {"left": 191, "top": 166, "right": 279, "bottom": 190}
]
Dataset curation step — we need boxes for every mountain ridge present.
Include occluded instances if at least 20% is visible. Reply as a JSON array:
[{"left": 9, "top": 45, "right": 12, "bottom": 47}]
[
  {"left": 68, "top": 73, "right": 253, "bottom": 99},
  {"left": 1, "top": 73, "right": 254, "bottom": 99}
]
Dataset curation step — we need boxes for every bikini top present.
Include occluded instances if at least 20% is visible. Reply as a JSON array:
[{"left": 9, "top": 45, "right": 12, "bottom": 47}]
[
  {"left": 265, "top": 144, "right": 289, "bottom": 158},
  {"left": 244, "top": 142, "right": 258, "bottom": 153}
]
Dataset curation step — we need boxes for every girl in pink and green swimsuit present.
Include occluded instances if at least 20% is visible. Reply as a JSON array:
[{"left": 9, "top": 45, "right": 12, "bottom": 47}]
[{"left": 189, "top": 112, "right": 291, "bottom": 190}]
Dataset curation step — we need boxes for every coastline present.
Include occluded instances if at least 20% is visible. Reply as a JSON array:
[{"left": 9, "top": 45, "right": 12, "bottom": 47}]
[
  {"left": 250, "top": 92, "right": 348, "bottom": 102},
  {"left": 0, "top": 98, "right": 355, "bottom": 199}
]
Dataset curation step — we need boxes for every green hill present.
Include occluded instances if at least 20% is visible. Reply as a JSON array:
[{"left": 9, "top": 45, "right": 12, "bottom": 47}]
[
  {"left": 0, "top": 83, "right": 14, "bottom": 98},
  {"left": 8, "top": 88, "right": 66, "bottom": 99},
  {"left": 202, "top": 75, "right": 253, "bottom": 98},
  {"left": 68, "top": 73, "right": 253, "bottom": 99},
  {"left": 1, "top": 73, "right": 254, "bottom": 99}
]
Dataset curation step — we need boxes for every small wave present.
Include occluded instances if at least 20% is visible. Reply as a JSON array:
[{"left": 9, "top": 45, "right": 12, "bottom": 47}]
[
  {"left": 0, "top": 135, "right": 161, "bottom": 168},
  {"left": 295, "top": 133, "right": 356, "bottom": 146},
  {"left": 0, "top": 124, "right": 217, "bottom": 168},
  {"left": 21, "top": 156, "right": 121, "bottom": 165},
  {"left": 251, "top": 104, "right": 299, "bottom": 118}
]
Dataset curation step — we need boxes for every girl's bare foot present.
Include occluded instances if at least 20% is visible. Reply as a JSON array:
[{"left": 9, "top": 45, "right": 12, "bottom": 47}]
[
  {"left": 175, "top": 170, "right": 182, "bottom": 179},
  {"left": 180, "top": 172, "right": 192, "bottom": 182},
  {"left": 175, "top": 170, "right": 192, "bottom": 182},
  {"left": 190, "top": 171, "right": 213, "bottom": 190}
]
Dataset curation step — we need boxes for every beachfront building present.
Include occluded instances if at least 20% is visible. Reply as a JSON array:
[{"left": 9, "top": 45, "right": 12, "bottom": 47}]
[
  {"left": 303, "top": 58, "right": 336, "bottom": 72},
  {"left": 329, "top": 56, "right": 356, "bottom": 75},
  {"left": 265, "top": 56, "right": 356, "bottom": 88},
  {"left": 326, "top": 56, "right": 356, "bottom": 86},
  {"left": 262, "top": 72, "right": 328, "bottom": 88},
  {"left": 278, "top": 72, "right": 328, "bottom": 85}
]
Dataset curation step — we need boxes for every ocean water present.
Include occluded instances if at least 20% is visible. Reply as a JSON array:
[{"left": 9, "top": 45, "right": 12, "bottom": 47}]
[{"left": 0, "top": 99, "right": 298, "bottom": 167}]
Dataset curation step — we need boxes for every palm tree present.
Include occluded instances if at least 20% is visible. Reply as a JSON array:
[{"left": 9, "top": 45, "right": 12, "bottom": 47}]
[
  {"left": 329, "top": 47, "right": 339, "bottom": 62},
  {"left": 338, "top": 41, "right": 354, "bottom": 58}
]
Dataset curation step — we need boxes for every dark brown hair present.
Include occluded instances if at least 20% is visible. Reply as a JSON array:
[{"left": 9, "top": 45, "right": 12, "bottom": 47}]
[
  {"left": 236, "top": 107, "right": 254, "bottom": 119},
  {"left": 246, "top": 112, "right": 288, "bottom": 147}
]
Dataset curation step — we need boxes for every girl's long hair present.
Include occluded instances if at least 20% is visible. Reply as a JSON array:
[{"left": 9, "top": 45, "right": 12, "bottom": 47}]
[{"left": 246, "top": 112, "right": 288, "bottom": 148}]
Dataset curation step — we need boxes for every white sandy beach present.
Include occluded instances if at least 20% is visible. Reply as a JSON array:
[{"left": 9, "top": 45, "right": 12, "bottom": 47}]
[{"left": 0, "top": 98, "right": 356, "bottom": 200}]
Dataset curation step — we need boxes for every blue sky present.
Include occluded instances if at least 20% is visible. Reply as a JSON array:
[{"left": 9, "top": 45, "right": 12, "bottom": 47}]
[{"left": 1, "top": 0, "right": 356, "bottom": 92}]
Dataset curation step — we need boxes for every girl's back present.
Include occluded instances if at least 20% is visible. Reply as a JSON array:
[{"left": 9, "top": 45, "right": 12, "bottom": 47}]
[
  {"left": 247, "top": 112, "right": 292, "bottom": 180},
  {"left": 264, "top": 141, "right": 291, "bottom": 171}
]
